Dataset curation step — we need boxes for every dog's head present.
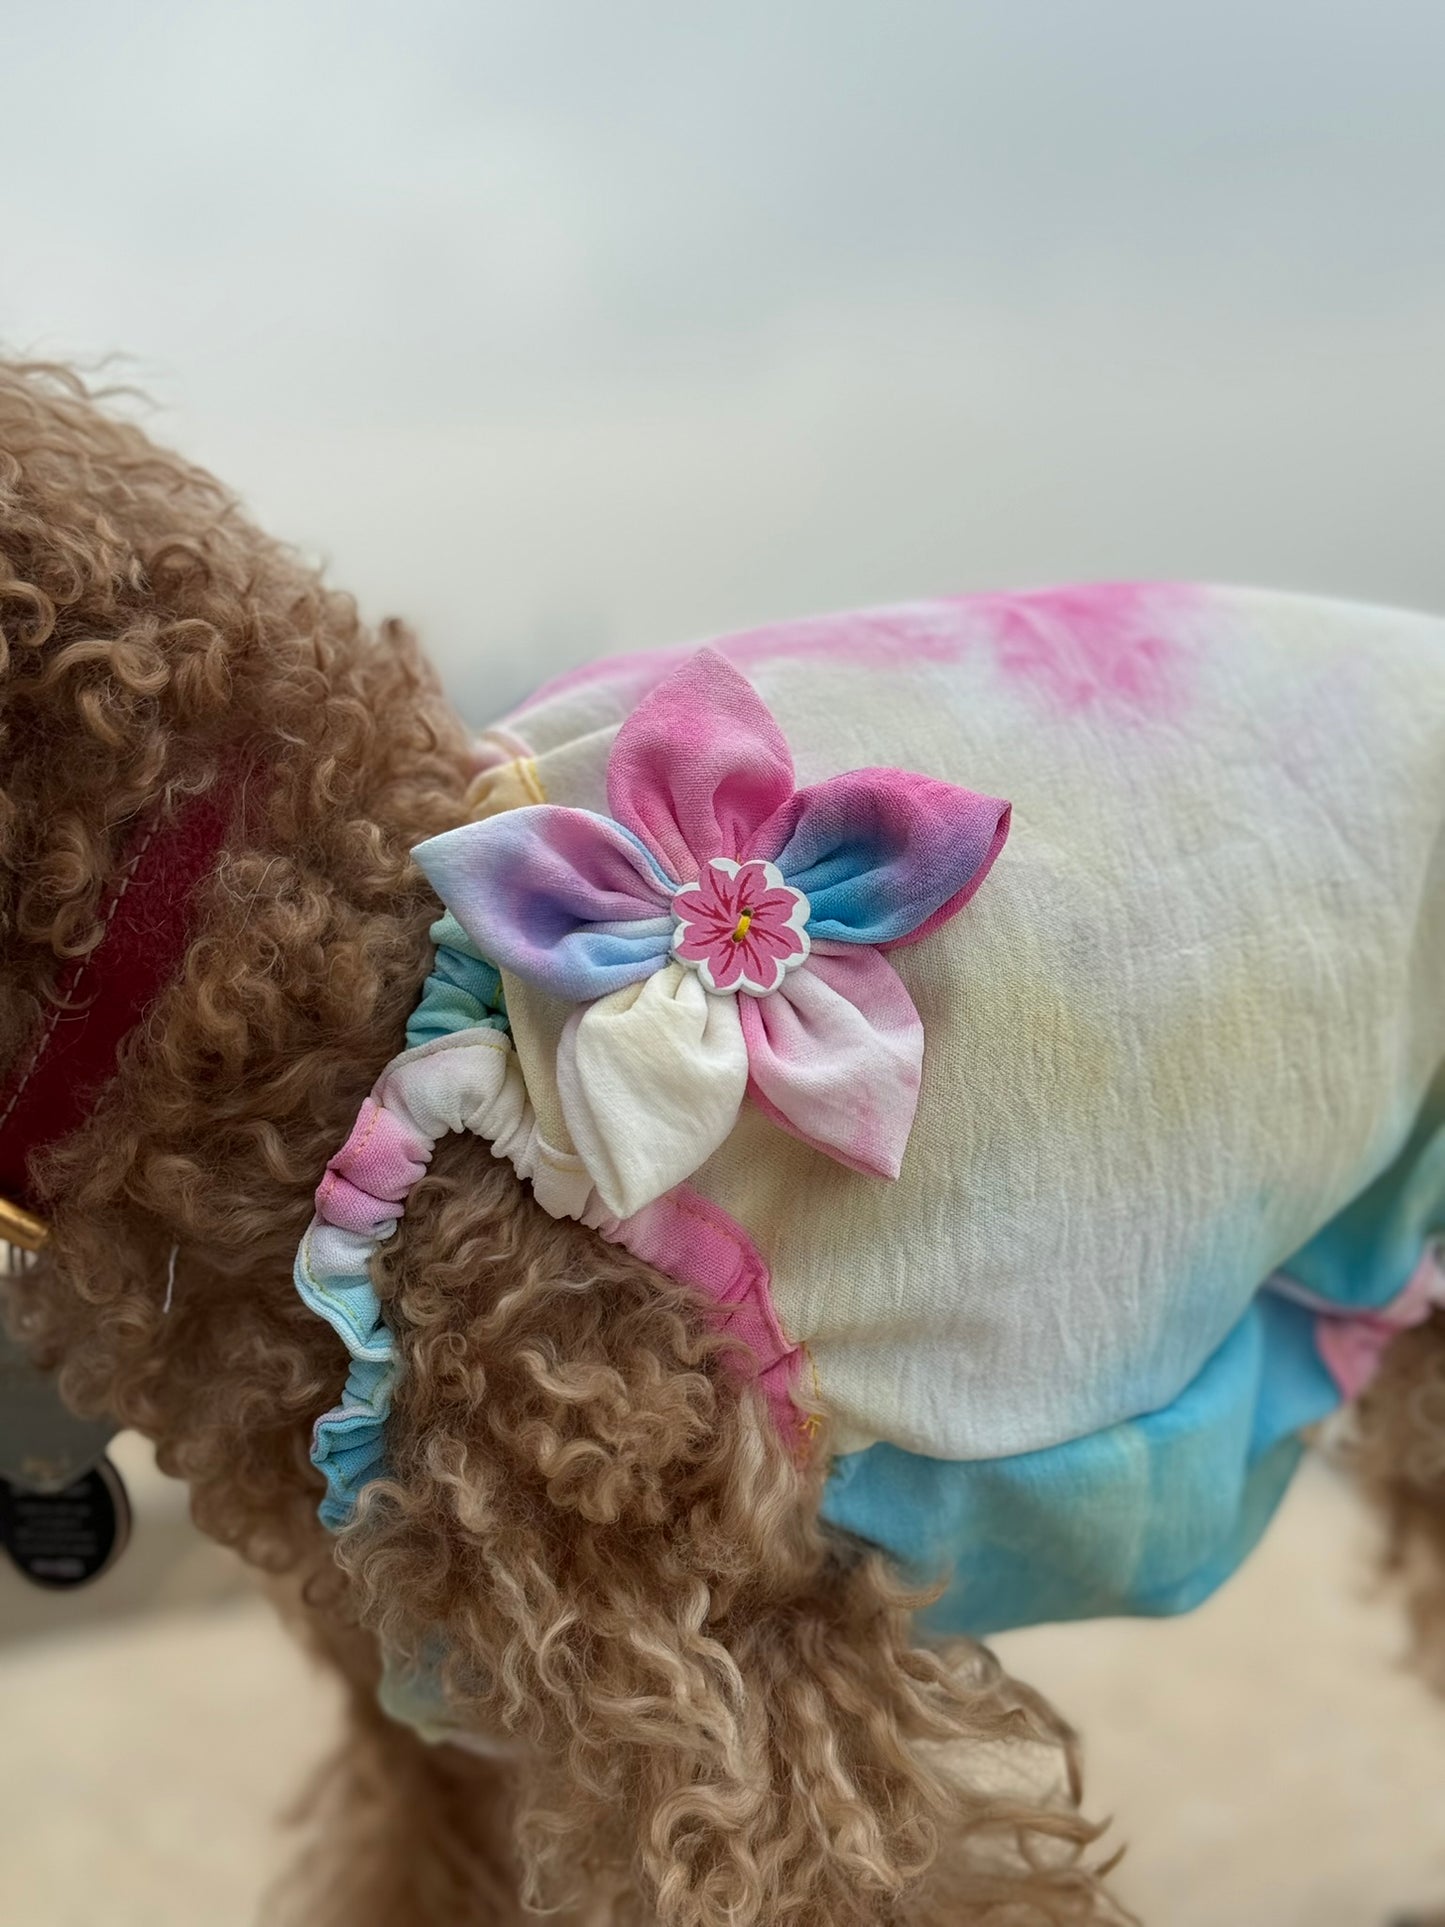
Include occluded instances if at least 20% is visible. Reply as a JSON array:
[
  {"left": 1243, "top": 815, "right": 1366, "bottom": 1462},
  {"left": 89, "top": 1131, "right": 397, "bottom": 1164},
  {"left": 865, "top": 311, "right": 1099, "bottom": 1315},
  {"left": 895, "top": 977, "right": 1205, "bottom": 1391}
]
[
  {"left": 0, "top": 359, "right": 470, "bottom": 1556},
  {"left": 0, "top": 363, "right": 1111, "bottom": 1927}
]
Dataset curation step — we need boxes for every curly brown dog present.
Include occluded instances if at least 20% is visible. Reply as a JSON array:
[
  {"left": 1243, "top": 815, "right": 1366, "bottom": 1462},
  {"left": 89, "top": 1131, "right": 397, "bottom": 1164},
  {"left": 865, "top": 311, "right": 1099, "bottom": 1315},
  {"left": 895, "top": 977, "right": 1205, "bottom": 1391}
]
[{"left": 2, "top": 360, "right": 1441, "bottom": 1925}]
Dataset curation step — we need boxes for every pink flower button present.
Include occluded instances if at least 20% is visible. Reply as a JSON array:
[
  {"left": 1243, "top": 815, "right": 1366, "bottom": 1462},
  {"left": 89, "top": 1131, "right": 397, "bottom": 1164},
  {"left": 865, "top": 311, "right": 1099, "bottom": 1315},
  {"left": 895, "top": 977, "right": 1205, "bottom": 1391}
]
[{"left": 671, "top": 858, "right": 811, "bottom": 996}]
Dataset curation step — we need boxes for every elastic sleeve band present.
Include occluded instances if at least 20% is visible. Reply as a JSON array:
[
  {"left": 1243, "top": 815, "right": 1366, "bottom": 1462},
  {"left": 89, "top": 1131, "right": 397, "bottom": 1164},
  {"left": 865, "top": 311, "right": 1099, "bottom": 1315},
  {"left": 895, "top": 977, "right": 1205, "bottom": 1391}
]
[
  {"left": 295, "top": 921, "right": 512, "bottom": 1528},
  {"left": 405, "top": 912, "right": 507, "bottom": 1048}
]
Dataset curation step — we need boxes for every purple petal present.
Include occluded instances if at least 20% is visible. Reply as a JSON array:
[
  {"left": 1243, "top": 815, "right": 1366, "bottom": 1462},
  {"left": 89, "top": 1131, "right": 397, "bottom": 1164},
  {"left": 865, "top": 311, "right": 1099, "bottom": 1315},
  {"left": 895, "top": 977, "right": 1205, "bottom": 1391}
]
[{"left": 414, "top": 807, "right": 674, "bottom": 1003}]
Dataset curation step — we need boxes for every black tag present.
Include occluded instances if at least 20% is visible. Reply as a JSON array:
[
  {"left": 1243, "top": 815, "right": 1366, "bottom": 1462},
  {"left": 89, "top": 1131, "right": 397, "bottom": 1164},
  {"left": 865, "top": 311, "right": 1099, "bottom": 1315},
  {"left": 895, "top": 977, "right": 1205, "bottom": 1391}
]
[
  {"left": 0, "top": 1456, "right": 131, "bottom": 1588},
  {"left": 0, "top": 1312, "right": 117, "bottom": 1493}
]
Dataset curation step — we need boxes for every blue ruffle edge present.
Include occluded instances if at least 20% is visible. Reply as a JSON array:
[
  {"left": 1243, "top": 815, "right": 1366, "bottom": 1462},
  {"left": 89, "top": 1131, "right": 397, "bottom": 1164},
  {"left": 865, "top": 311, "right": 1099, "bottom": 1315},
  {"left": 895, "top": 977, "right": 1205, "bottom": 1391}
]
[{"left": 296, "top": 912, "right": 510, "bottom": 1530}]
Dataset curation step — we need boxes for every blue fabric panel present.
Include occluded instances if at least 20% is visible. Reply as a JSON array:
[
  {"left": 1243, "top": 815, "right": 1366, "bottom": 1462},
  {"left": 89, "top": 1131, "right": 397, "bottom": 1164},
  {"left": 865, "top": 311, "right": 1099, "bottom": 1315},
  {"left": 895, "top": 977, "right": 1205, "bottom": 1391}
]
[{"left": 820, "top": 1292, "right": 1340, "bottom": 1637}]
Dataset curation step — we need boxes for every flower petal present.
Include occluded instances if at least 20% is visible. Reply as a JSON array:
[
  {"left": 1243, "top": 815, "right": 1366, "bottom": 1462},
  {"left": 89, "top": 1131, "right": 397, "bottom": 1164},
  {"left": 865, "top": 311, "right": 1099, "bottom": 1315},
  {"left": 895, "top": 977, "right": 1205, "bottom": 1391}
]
[
  {"left": 414, "top": 807, "right": 674, "bottom": 1003},
  {"left": 739, "top": 947, "right": 924, "bottom": 1178},
  {"left": 761, "top": 770, "right": 1010, "bottom": 948},
  {"left": 556, "top": 962, "right": 749, "bottom": 1216},
  {"left": 607, "top": 649, "right": 796, "bottom": 881}
]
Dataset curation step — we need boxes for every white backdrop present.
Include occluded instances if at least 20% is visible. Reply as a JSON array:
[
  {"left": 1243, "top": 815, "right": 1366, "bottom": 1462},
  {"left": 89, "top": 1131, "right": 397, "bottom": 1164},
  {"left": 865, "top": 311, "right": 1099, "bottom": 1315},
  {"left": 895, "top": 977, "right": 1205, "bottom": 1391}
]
[{"left": 5, "top": 2, "right": 1445, "bottom": 717}]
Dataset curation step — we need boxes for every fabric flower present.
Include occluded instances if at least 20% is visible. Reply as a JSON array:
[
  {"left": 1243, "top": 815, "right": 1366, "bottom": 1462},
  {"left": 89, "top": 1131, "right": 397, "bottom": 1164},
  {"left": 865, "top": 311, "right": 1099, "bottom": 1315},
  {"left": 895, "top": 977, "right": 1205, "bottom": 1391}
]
[{"left": 415, "top": 649, "right": 1010, "bottom": 1218}]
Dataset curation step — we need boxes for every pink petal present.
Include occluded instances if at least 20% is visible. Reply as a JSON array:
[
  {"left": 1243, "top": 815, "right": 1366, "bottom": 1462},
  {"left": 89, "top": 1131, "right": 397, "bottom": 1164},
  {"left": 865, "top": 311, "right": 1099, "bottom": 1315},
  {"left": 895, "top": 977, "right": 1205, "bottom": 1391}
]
[
  {"left": 706, "top": 939, "right": 749, "bottom": 990},
  {"left": 673, "top": 875, "right": 738, "bottom": 945},
  {"left": 753, "top": 768, "right": 1010, "bottom": 949},
  {"left": 730, "top": 858, "right": 774, "bottom": 897},
  {"left": 739, "top": 947, "right": 924, "bottom": 1179},
  {"left": 749, "top": 887, "right": 805, "bottom": 919},
  {"left": 685, "top": 866, "right": 732, "bottom": 922},
  {"left": 674, "top": 926, "right": 722, "bottom": 965},
  {"left": 607, "top": 650, "right": 796, "bottom": 881},
  {"left": 742, "top": 922, "right": 806, "bottom": 962}
]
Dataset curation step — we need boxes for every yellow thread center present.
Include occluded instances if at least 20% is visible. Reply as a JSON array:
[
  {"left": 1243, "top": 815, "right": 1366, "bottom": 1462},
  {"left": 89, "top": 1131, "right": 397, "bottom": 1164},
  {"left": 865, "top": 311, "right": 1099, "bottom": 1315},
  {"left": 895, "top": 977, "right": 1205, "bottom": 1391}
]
[{"left": 731, "top": 910, "right": 754, "bottom": 943}]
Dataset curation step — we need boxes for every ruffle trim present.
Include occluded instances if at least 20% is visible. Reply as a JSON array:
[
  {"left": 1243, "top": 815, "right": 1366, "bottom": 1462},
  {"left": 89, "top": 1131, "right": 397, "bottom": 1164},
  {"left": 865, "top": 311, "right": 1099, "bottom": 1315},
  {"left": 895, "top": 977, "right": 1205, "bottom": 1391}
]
[
  {"left": 295, "top": 914, "right": 513, "bottom": 1529},
  {"left": 1272, "top": 1235, "right": 1445, "bottom": 1404},
  {"left": 295, "top": 915, "right": 803, "bottom": 1532}
]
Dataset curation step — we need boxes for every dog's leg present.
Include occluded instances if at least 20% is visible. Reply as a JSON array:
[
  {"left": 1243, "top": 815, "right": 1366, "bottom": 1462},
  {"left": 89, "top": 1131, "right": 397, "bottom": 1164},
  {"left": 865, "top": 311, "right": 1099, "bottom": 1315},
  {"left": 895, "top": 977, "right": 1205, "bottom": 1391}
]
[
  {"left": 1349, "top": 1312, "right": 1445, "bottom": 1927},
  {"left": 1353, "top": 1310, "right": 1445, "bottom": 1689},
  {"left": 259, "top": 1576, "right": 526, "bottom": 1927},
  {"left": 265, "top": 1705, "right": 522, "bottom": 1927}
]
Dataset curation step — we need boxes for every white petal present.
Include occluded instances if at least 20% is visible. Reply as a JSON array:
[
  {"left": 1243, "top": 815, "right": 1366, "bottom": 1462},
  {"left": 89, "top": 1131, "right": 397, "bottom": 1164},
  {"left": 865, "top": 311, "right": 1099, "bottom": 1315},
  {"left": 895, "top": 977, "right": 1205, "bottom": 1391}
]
[{"left": 556, "top": 962, "right": 748, "bottom": 1217}]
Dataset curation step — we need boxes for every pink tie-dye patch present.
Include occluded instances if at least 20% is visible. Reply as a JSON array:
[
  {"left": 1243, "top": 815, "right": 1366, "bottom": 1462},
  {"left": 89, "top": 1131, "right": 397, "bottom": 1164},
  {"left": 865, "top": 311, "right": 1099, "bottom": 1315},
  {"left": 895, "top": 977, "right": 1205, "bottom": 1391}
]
[
  {"left": 968, "top": 583, "right": 1195, "bottom": 719},
  {"left": 506, "top": 582, "right": 1199, "bottom": 725}
]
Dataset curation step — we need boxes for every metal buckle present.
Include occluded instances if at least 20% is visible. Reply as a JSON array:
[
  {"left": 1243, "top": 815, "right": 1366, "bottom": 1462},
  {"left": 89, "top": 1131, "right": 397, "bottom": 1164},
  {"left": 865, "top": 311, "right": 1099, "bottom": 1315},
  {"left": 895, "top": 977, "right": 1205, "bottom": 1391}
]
[{"left": 0, "top": 1196, "right": 48, "bottom": 1260}]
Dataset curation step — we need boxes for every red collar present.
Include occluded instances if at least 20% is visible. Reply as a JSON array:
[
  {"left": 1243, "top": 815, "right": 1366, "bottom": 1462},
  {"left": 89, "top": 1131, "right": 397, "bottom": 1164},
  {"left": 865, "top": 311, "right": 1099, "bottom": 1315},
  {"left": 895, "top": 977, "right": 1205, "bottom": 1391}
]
[{"left": 0, "top": 775, "right": 242, "bottom": 1248}]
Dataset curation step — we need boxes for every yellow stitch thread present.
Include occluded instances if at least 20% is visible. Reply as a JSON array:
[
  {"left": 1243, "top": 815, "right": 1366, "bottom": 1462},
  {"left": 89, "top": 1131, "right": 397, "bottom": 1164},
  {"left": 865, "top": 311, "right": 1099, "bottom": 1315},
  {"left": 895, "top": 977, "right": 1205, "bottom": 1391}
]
[
  {"left": 794, "top": 1343, "right": 826, "bottom": 1446},
  {"left": 519, "top": 757, "right": 546, "bottom": 805}
]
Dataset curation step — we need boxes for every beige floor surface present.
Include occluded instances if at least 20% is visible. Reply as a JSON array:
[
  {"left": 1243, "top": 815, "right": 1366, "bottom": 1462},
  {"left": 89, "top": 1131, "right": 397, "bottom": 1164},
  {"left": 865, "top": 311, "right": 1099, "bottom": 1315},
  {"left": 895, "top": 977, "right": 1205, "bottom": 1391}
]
[{"left": 0, "top": 1441, "right": 1442, "bottom": 1926}]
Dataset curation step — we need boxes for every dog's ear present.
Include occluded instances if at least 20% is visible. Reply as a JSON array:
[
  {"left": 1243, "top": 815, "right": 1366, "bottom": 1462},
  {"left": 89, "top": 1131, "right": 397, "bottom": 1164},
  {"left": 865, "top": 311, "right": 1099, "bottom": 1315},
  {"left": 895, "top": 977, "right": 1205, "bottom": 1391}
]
[{"left": 333, "top": 1132, "right": 1117, "bottom": 1926}]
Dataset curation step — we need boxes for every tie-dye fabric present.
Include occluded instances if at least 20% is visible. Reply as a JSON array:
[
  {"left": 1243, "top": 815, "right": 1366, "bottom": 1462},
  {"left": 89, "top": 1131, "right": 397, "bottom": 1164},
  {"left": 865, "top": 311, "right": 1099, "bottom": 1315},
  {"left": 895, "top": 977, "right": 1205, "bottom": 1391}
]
[{"left": 296, "top": 580, "right": 1445, "bottom": 1640}]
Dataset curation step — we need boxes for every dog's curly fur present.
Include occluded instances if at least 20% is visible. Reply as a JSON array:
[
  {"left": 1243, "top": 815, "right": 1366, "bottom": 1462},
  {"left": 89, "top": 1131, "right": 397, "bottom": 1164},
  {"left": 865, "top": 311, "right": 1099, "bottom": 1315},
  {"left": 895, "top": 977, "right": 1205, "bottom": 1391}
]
[
  {"left": 3, "top": 360, "right": 1440, "bottom": 1924},
  {"left": 0, "top": 361, "right": 1124, "bottom": 1925}
]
